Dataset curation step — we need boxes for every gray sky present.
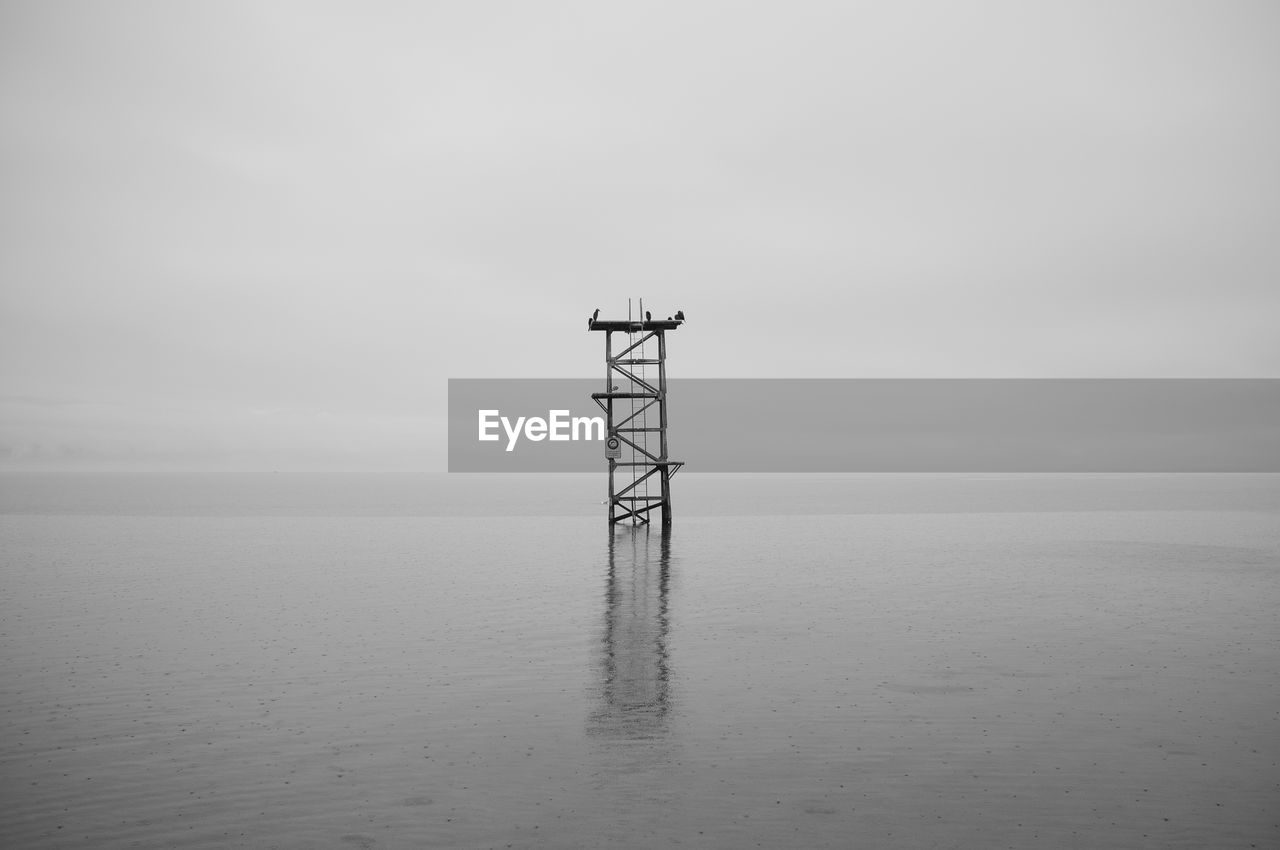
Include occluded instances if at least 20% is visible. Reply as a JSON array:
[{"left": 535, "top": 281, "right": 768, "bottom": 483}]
[{"left": 2, "top": 1, "right": 1278, "bottom": 469}]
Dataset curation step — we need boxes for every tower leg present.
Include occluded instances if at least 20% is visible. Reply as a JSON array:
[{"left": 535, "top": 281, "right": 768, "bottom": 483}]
[{"left": 660, "top": 466, "right": 672, "bottom": 527}]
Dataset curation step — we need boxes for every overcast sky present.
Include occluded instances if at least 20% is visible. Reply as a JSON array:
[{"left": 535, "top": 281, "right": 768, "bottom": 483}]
[{"left": 2, "top": 1, "right": 1277, "bottom": 469}]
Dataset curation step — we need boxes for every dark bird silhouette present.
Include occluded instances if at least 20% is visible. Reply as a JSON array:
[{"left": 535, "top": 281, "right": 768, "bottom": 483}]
[
  {"left": 675, "top": 310, "right": 685, "bottom": 321},
  {"left": 588, "top": 308, "right": 600, "bottom": 329},
  {"left": 645, "top": 310, "right": 651, "bottom": 322}
]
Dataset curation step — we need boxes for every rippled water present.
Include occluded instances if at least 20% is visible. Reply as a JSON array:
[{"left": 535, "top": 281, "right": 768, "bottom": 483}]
[{"left": 1, "top": 474, "right": 1278, "bottom": 848}]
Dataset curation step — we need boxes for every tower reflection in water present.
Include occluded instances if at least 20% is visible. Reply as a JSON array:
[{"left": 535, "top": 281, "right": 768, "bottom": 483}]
[{"left": 590, "top": 525, "right": 673, "bottom": 741}]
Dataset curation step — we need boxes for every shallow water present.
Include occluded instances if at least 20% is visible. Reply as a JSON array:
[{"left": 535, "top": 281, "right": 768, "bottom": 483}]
[{"left": 1, "top": 474, "right": 1278, "bottom": 847}]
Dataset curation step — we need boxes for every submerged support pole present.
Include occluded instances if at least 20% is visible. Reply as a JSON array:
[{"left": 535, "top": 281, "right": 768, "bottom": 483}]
[
  {"left": 605, "top": 329, "right": 615, "bottom": 525},
  {"left": 657, "top": 328, "right": 672, "bottom": 527}
]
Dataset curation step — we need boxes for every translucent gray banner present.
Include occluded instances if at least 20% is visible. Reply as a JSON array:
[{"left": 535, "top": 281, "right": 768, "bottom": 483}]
[{"left": 448, "top": 379, "right": 1279, "bottom": 472}]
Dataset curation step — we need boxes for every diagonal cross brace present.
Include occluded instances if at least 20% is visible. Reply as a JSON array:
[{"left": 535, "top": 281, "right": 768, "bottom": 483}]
[
  {"left": 614, "top": 330, "right": 658, "bottom": 360},
  {"left": 608, "top": 362, "right": 659, "bottom": 395},
  {"left": 616, "top": 431, "right": 661, "bottom": 464}
]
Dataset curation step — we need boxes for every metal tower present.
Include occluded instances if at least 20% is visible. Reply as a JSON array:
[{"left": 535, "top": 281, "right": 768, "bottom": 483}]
[{"left": 588, "top": 304, "right": 686, "bottom": 525}]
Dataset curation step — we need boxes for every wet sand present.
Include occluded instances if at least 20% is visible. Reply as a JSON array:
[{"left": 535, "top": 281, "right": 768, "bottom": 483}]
[{"left": 1, "top": 480, "right": 1277, "bottom": 847}]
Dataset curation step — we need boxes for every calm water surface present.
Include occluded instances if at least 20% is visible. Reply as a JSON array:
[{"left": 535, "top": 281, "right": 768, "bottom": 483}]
[{"left": 1, "top": 474, "right": 1277, "bottom": 848}]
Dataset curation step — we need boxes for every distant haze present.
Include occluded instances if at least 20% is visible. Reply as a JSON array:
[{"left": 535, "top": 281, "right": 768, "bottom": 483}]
[{"left": 2, "top": 2, "right": 1277, "bottom": 469}]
